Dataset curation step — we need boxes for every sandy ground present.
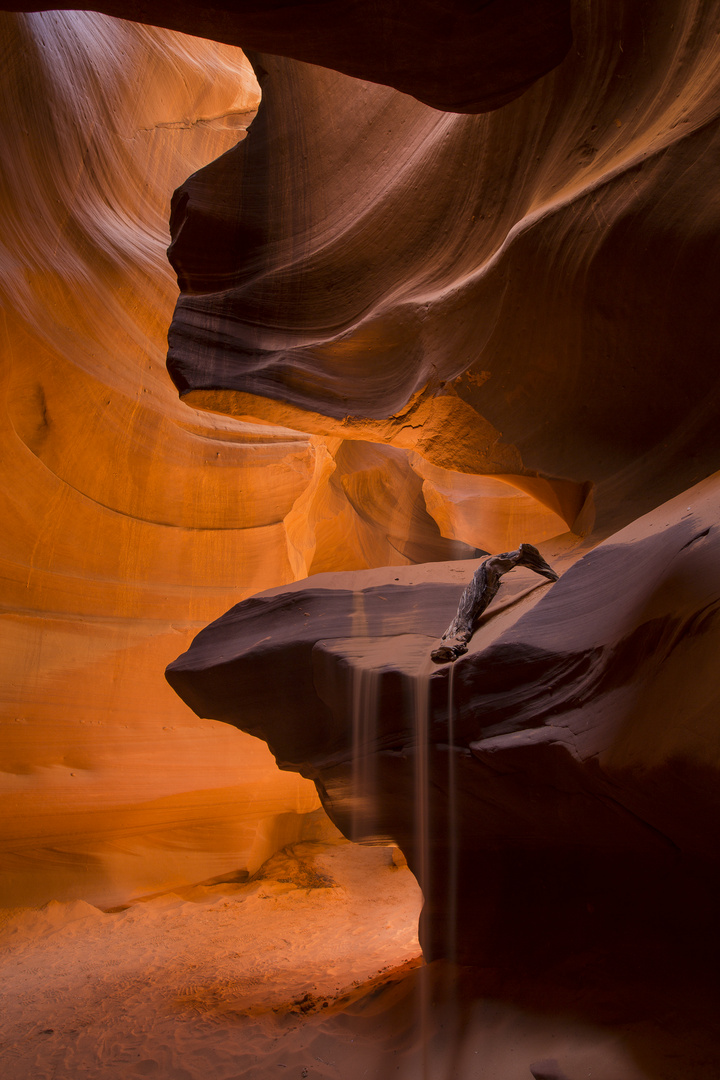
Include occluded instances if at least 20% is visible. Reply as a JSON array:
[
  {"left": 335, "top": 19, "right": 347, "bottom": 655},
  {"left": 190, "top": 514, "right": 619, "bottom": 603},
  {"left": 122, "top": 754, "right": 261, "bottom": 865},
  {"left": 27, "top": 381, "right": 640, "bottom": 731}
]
[{"left": 0, "top": 837, "right": 717, "bottom": 1080}]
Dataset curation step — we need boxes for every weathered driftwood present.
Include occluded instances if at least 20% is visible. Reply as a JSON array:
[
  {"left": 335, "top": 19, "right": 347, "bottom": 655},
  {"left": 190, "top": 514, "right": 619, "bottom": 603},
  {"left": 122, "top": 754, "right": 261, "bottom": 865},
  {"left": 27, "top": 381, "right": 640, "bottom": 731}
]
[{"left": 431, "top": 543, "right": 559, "bottom": 663}]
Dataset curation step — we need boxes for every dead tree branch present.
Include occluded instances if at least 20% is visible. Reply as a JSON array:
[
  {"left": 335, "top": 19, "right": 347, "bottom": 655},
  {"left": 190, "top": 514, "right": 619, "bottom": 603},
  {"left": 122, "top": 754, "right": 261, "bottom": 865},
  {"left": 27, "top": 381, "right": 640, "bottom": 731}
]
[{"left": 431, "top": 543, "right": 559, "bottom": 663}]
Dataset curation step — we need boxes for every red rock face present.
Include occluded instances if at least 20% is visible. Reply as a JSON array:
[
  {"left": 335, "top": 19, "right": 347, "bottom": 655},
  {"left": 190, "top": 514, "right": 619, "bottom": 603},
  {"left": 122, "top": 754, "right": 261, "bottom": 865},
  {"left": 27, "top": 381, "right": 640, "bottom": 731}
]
[
  {"left": 163, "top": 0, "right": 720, "bottom": 532},
  {"left": 157, "top": 3, "right": 720, "bottom": 958},
  {"left": 2, "top": 0, "right": 720, "bottom": 988},
  {"left": 1, "top": 9, "right": 572, "bottom": 910},
  {"left": 0, "top": 0, "right": 573, "bottom": 113},
  {"left": 168, "top": 475, "right": 720, "bottom": 963},
  {"left": 0, "top": 11, "right": 323, "bottom": 909}
]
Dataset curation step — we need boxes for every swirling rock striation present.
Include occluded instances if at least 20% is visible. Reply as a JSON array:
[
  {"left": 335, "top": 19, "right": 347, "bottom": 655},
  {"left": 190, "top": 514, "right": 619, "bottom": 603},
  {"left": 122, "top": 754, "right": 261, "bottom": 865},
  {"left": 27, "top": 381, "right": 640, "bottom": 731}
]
[
  {"left": 168, "top": 473, "right": 720, "bottom": 964},
  {"left": 0, "top": 0, "right": 573, "bottom": 113},
  {"left": 0, "top": 11, "right": 321, "bottom": 909},
  {"left": 162, "top": 0, "right": 720, "bottom": 535},
  {"left": 3, "top": 0, "right": 720, "bottom": 965},
  {"left": 2, "top": 10, "right": 550, "bottom": 909}
]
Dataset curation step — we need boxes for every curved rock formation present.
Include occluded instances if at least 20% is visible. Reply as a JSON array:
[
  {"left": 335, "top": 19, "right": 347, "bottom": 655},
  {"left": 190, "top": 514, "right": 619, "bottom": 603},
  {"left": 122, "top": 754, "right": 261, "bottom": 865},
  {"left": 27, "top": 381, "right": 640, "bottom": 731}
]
[
  {"left": 2, "top": 2, "right": 720, "bottom": 1000},
  {"left": 2, "top": 10, "right": 566, "bottom": 910},
  {"left": 168, "top": 473, "right": 720, "bottom": 964},
  {"left": 162, "top": 0, "right": 720, "bottom": 534},
  {"left": 0, "top": 11, "right": 321, "bottom": 908},
  {"left": 0, "top": 0, "right": 573, "bottom": 113},
  {"left": 158, "top": 9, "right": 720, "bottom": 967}
]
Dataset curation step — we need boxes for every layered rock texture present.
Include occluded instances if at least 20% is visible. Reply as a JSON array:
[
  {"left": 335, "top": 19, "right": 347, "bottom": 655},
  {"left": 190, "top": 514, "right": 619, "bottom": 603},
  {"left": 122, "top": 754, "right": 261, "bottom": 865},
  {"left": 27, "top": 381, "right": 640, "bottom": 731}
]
[
  {"left": 0, "top": 11, "right": 324, "bottom": 908},
  {"left": 155, "top": 0, "right": 720, "bottom": 969},
  {"left": 168, "top": 475, "right": 720, "bottom": 963},
  {"left": 0, "top": 6, "right": 590, "bottom": 910},
  {"left": 2, "top": 0, "right": 573, "bottom": 112},
  {"left": 158, "top": 0, "right": 720, "bottom": 534},
  {"left": 2, "top": 0, "right": 720, "bottom": 998}
]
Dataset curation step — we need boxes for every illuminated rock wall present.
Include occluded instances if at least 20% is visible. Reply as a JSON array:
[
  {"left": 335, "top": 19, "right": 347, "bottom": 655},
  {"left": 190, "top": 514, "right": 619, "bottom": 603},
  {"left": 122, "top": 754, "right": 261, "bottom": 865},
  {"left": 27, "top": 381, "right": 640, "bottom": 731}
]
[
  {"left": 2, "top": 0, "right": 720, "bottom": 918},
  {"left": 165, "top": 1, "right": 720, "bottom": 532},
  {"left": 157, "top": 0, "right": 720, "bottom": 966},
  {"left": 0, "top": 9, "right": 541, "bottom": 909},
  {"left": 0, "top": 12, "right": 322, "bottom": 909},
  {"left": 168, "top": 472, "right": 720, "bottom": 965},
  {"left": 1, "top": 0, "right": 573, "bottom": 113}
]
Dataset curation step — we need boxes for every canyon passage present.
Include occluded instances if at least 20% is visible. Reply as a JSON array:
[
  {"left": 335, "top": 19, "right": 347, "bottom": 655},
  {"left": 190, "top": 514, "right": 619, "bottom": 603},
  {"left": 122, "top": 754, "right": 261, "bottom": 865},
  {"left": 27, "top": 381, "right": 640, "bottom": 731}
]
[{"left": 2, "top": 2, "right": 720, "bottom": 1078}]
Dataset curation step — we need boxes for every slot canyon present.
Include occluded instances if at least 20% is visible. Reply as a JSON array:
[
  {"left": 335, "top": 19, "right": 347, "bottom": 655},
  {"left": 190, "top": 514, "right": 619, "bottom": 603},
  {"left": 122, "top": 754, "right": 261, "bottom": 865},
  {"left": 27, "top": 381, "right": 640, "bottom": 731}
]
[{"left": 1, "top": 2, "right": 720, "bottom": 1078}]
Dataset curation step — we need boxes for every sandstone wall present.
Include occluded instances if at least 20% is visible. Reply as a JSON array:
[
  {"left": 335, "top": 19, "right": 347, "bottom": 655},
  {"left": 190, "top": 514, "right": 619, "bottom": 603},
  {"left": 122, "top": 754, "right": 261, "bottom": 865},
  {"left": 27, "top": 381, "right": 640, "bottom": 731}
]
[
  {"left": 2, "top": 1, "right": 719, "bottom": 915},
  {"left": 0, "top": 11, "right": 321, "bottom": 908}
]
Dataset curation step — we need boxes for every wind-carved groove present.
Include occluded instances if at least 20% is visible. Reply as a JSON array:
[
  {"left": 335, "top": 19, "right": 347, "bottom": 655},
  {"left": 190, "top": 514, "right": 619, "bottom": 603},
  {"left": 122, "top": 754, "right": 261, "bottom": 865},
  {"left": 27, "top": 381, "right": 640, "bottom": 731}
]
[{"left": 681, "top": 527, "right": 711, "bottom": 549}]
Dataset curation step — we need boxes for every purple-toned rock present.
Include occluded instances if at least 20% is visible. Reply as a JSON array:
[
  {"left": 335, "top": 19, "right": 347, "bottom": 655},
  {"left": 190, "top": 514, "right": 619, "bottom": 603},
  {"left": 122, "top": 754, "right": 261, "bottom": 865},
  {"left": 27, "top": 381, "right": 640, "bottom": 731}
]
[
  {"left": 168, "top": 475, "right": 720, "bottom": 963},
  {"left": 0, "top": 0, "right": 572, "bottom": 113}
]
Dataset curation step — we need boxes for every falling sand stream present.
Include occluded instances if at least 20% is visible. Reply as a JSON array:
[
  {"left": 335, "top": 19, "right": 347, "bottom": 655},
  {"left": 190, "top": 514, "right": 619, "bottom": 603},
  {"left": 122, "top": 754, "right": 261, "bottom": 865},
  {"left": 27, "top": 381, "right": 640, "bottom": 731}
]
[
  {"left": 409, "top": 659, "right": 432, "bottom": 1079},
  {"left": 446, "top": 660, "right": 458, "bottom": 966},
  {"left": 350, "top": 662, "right": 380, "bottom": 843},
  {"left": 344, "top": 623, "right": 465, "bottom": 1075}
]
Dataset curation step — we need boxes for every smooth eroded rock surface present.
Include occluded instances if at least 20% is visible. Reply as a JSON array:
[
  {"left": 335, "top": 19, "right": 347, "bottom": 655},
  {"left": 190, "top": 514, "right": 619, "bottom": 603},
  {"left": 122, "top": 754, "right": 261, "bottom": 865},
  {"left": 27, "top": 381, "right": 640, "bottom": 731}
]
[
  {"left": 1, "top": 10, "right": 576, "bottom": 909},
  {"left": 0, "top": 0, "right": 573, "bottom": 113},
  {"left": 3, "top": 2, "right": 720, "bottom": 1006},
  {"left": 168, "top": 474, "right": 720, "bottom": 963},
  {"left": 162, "top": 0, "right": 720, "bottom": 535},
  {"left": 0, "top": 11, "right": 319, "bottom": 908}
]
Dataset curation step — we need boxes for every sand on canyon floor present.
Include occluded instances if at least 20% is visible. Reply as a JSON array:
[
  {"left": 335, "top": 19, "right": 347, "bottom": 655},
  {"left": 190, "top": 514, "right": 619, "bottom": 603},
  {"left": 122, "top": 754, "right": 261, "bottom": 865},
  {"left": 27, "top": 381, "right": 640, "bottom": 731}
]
[{"left": 0, "top": 836, "right": 717, "bottom": 1080}]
